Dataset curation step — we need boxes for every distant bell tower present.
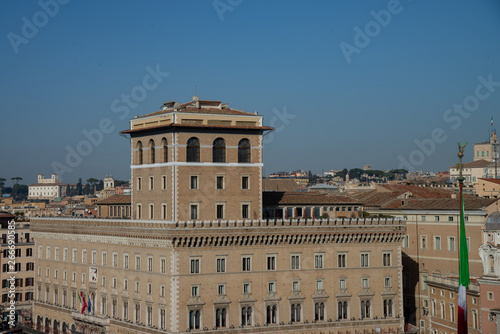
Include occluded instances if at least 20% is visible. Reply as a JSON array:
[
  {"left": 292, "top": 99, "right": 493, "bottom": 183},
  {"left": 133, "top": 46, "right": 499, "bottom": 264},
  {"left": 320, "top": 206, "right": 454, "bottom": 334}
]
[{"left": 474, "top": 131, "right": 498, "bottom": 163}]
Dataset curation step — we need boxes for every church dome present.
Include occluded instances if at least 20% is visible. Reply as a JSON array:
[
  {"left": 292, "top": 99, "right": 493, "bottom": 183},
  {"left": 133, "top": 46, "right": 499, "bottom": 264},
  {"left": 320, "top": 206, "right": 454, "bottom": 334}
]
[{"left": 485, "top": 211, "right": 500, "bottom": 231}]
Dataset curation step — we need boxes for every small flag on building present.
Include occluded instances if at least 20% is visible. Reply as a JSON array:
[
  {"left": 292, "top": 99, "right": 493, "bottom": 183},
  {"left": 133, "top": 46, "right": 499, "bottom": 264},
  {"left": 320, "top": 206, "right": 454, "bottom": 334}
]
[
  {"left": 458, "top": 196, "right": 469, "bottom": 334},
  {"left": 491, "top": 116, "right": 494, "bottom": 126},
  {"left": 79, "top": 292, "right": 87, "bottom": 315},
  {"left": 87, "top": 294, "right": 92, "bottom": 313}
]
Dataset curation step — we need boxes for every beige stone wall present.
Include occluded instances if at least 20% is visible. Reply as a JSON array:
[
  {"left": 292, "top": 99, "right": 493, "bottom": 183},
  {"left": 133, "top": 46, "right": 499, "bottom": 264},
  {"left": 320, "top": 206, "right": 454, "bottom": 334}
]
[
  {"left": 476, "top": 179, "right": 500, "bottom": 198},
  {"left": 372, "top": 209, "right": 487, "bottom": 331},
  {"left": 31, "top": 217, "right": 405, "bottom": 333},
  {"left": 0, "top": 224, "right": 35, "bottom": 314},
  {"left": 130, "top": 130, "right": 263, "bottom": 221}
]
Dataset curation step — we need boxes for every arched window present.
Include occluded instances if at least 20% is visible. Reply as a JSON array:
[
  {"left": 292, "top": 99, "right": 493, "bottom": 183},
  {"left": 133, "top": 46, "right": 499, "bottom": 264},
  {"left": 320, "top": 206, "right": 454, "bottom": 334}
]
[
  {"left": 162, "top": 137, "right": 168, "bottom": 163},
  {"left": 213, "top": 138, "right": 226, "bottom": 163},
  {"left": 187, "top": 138, "right": 200, "bottom": 162},
  {"left": 137, "top": 141, "right": 143, "bottom": 165},
  {"left": 315, "top": 303, "right": 325, "bottom": 321},
  {"left": 149, "top": 139, "right": 155, "bottom": 164},
  {"left": 238, "top": 139, "right": 251, "bottom": 163}
]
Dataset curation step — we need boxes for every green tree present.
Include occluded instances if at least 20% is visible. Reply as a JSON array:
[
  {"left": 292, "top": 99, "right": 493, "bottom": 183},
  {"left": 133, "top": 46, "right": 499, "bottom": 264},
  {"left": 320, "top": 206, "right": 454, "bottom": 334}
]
[
  {"left": 11, "top": 177, "right": 22, "bottom": 184},
  {"left": 12, "top": 184, "right": 28, "bottom": 201},
  {"left": 83, "top": 183, "right": 91, "bottom": 195},
  {"left": 76, "top": 178, "right": 83, "bottom": 195},
  {"left": 87, "top": 178, "right": 99, "bottom": 194}
]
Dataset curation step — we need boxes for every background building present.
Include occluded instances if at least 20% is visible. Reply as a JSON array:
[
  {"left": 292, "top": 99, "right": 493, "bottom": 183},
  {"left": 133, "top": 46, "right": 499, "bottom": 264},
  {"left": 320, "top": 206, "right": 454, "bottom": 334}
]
[
  {"left": 28, "top": 174, "right": 63, "bottom": 200},
  {"left": 0, "top": 212, "right": 34, "bottom": 326}
]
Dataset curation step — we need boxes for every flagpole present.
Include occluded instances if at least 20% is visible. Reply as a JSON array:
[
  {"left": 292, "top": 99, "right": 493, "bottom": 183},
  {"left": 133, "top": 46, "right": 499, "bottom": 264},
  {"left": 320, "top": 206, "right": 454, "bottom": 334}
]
[{"left": 457, "top": 143, "right": 469, "bottom": 334}]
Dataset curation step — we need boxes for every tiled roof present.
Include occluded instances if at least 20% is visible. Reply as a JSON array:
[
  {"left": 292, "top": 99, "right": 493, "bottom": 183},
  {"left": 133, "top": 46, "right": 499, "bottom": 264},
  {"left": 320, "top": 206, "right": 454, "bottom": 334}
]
[
  {"left": 263, "top": 192, "right": 361, "bottom": 206},
  {"left": 479, "top": 178, "right": 500, "bottom": 185},
  {"left": 137, "top": 99, "right": 256, "bottom": 119},
  {"left": 449, "top": 159, "right": 494, "bottom": 169},
  {"left": 121, "top": 123, "right": 273, "bottom": 134},
  {"left": 395, "top": 198, "right": 497, "bottom": 211},
  {"left": 263, "top": 179, "right": 300, "bottom": 192},
  {"left": 349, "top": 184, "right": 460, "bottom": 209},
  {"left": 96, "top": 195, "right": 131, "bottom": 205}
]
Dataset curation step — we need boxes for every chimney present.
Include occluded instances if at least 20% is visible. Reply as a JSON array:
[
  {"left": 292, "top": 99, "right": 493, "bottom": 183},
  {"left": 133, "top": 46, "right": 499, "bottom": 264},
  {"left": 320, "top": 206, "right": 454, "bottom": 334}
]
[{"left": 193, "top": 96, "right": 199, "bottom": 101}]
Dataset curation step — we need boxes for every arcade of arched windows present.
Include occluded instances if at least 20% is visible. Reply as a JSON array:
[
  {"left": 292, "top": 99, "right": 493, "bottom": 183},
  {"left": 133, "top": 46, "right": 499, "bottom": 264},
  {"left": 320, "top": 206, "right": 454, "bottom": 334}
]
[{"left": 134, "top": 137, "right": 253, "bottom": 165}]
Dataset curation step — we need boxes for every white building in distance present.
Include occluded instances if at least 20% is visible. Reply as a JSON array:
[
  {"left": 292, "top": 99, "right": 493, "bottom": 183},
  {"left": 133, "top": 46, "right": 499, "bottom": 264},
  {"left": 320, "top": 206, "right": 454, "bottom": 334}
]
[{"left": 28, "top": 174, "right": 63, "bottom": 200}]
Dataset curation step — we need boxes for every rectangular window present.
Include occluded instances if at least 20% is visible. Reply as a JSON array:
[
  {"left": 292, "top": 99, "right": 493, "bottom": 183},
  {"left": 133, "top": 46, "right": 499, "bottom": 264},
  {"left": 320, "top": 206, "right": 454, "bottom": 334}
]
[
  {"left": 113, "top": 252, "right": 118, "bottom": 267},
  {"left": 292, "top": 281, "right": 299, "bottom": 291},
  {"left": 385, "top": 277, "right": 391, "bottom": 288},
  {"left": 190, "top": 204, "right": 198, "bottom": 220},
  {"left": 82, "top": 249, "right": 87, "bottom": 264},
  {"left": 361, "top": 253, "right": 369, "bottom": 267},
  {"left": 92, "top": 250, "right": 97, "bottom": 264},
  {"left": 448, "top": 216, "right": 453, "bottom": 222},
  {"left": 434, "top": 236, "right": 441, "bottom": 250},
  {"left": 403, "top": 236, "right": 409, "bottom": 248},
  {"left": 124, "top": 279, "right": 128, "bottom": 290},
  {"left": 162, "top": 175, "right": 167, "bottom": 190},
  {"left": 190, "top": 176, "right": 198, "bottom": 190},
  {"left": 160, "top": 285, "right": 165, "bottom": 297},
  {"left": 268, "top": 282, "right": 276, "bottom": 292},
  {"left": 339, "top": 278, "right": 346, "bottom": 290},
  {"left": 191, "top": 285, "right": 199, "bottom": 296},
  {"left": 146, "top": 203, "right": 153, "bottom": 220},
  {"left": 434, "top": 216, "right": 439, "bottom": 221},
  {"left": 102, "top": 251, "right": 107, "bottom": 266},
  {"left": 383, "top": 253, "right": 391, "bottom": 266},
  {"left": 216, "top": 176, "right": 224, "bottom": 190},
  {"left": 137, "top": 204, "right": 142, "bottom": 219},
  {"left": 243, "top": 283, "right": 250, "bottom": 294},
  {"left": 161, "top": 258, "right": 166, "bottom": 274},
  {"left": 137, "top": 177, "right": 142, "bottom": 191},
  {"left": 267, "top": 255, "right": 276, "bottom": 271},
  {"left": 448, "top": 237, "right": 455, "bottom": 251},
  {"left": 362, "top": 278, "right": 369, "bottom": 288},
  {"left": 124, "top": 254, "right": 129, "bottom": 269},
  {"left": 148, "top": 256, "right": 153, "bottom": 272},
  {"left": 242, "top": 256, "right": 251, "bottom": 271},
  {"left": 216, "top": 204, "right": 224, "bottom": 219},
  {"left": 241, "top": 176, "right": 249, "bottom": 190},
  {"left": 316, "top": 279, "right": 323, "bottom": 291},
  {"left": 421, "top": 236, "right": 427, "bottom": 249},
  {"left": 102, "top": 276, "right": 106, "bottom": 287},
  {"left": 217, "top": 284, "right": 225, "bottom": 296},
  {"left": 63, "top": 248, "right": 68, "bottom": 261},
  {"left": 315, "top": 254, "right": 324, "bottom": 269},
  {"left": 135, "top": 255, "right": 141, "bottom": 270},
  {"left": 190, "top": 258, "right": 200, "bottom": 274},
  {"left": 216, "top": 258, "right": 226, "bottom": 273},
  {"left": 242, "top": 204, "right": 249, "bottom": 219},
  {"left": 291, "top": 254, "right": 300, "bottom": 270},
  {"left": 338, "top": 254, "right": 346, "bottom": 268},
  {"left": 149, "top": 176, "right": 154, "bottom": 190},
  {"left": 161, "top": 204, "right": 167, "bottom": 219},
  {"left": 55, "top": 247, "right": 59, "bottom": 261}
]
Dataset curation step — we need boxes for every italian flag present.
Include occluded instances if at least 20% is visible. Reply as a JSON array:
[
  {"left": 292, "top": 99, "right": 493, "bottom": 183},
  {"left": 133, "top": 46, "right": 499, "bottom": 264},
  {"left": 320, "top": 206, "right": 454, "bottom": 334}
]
[
  {"left": 78, "top": 291, "right": 87, "bottom": 315},
  {"left": 458, "top": 196, "right": 469, "bottom": 334},
  {"left": 491, "top": 116, "right": 494, "bottom": 126}
]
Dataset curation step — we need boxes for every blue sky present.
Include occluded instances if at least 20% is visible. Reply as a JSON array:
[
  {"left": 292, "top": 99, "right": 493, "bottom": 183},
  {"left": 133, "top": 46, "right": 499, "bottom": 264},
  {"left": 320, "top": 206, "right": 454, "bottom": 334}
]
[{"left": 1, "top": 0, "right": 500, "bottom": 185}]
